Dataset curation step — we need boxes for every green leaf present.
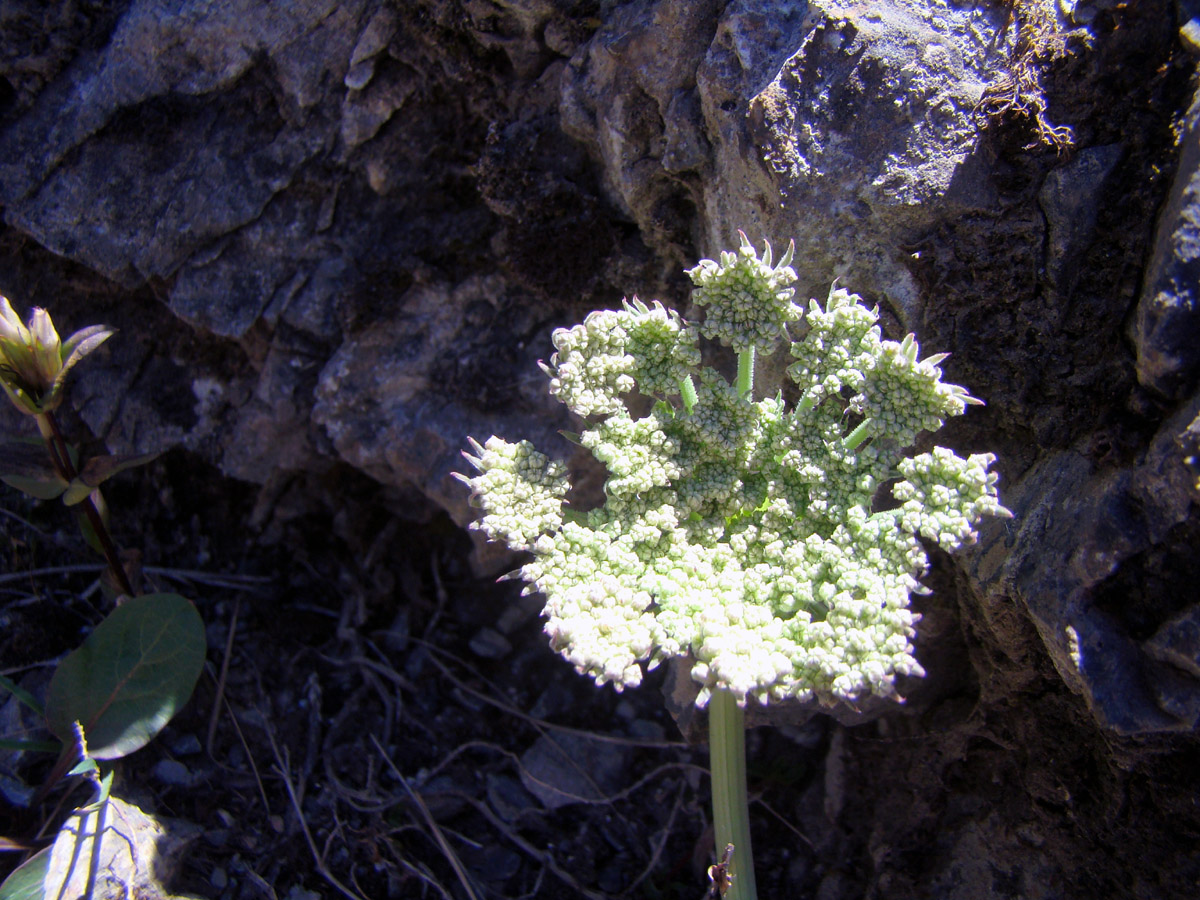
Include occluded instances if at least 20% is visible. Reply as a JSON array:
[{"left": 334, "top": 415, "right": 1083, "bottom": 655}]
[
  {"left": 0, "top": 846, "right": 50, "bottom": 900},
  {"left": 77, "top": 451, "right": 160, "bottom": 489},
  {"left": 67, "top": 758, "right": 98, "bottom": 778},
  {"left": 45, "top": 594, "right": 206, "bottom": 760},
  {"left": 0, "top": 739, "right": 60, "bottom": 753},
  {"left": 59, "top": 452, "right": 160, "bottom": 506},
  {"left": 75, "top": 767, "right": 114, "bottom": 813},
  {"left": 46, "top": 326, "right": 114, "bottom": 410},
  {"left": 73, "top": 488, "right": 109, "bottom": 557},
  {"left": 59, "top": 480, "right": 94, "bottom": 506},
  {"left": 0, "top": 441, "right": 67, "bottom": 500},
  {"left": 93, "top": 767, "right": 114, "bottom": 807},
  {"left": 58, "top": 325, "right": 114, "bottom": 368},
  {"left": 0, "top": 673, "right": 44, "bottom": 717},
  {"left": 0, "top": 472, "right": 67, "bottom": 501}
]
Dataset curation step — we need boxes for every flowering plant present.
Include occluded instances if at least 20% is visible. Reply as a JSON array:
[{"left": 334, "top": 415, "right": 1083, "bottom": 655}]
[
  {"left": 0, "top": 294, "right": 205, "bottom": 864},
  {"left": 459, "top": 235, "right": 1006, "bottom": 706},
  {"left": 458, "top": 234, "right": 1008, "bottom": 898}
]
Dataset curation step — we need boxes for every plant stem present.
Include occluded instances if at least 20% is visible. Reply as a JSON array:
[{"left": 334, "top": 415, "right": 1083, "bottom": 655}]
[
  {"left": 843, "top": 418, "right": 873, "bottom": 451},
  {"left": 37, "top": 411, "right": 134, "bottom": 597},
  {"left": 710, "top": 688, "right": 756, "bottom": 900},
  {"left": 736, "top": 348, "right": 755, "bottom": 399}
]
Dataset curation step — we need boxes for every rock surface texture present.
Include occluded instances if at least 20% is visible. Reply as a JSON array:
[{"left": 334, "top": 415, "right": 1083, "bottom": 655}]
[{"left": 2, "top": 0, "right": 1199, "bottom": 897}]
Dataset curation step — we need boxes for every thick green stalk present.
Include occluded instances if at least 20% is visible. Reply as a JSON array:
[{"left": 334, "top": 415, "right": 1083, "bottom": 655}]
[
  {"left": 736, "top": 348, "right": 755, "bottom": 398},
  {"left": 710, "top": 688, "right": 756, "bottom": 900},
  {"left": 709, "top": 348, "right": 759, "bottom": 899}
]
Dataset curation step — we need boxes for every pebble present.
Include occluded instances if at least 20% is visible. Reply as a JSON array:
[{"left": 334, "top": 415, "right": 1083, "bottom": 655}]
[
  {"left": 519, "top": 732, "right": 629, "bottom": 810},
  {"left": 486, "top": 773, "right": 537, "bottom": 822},
  {"left": 152, "top": 759, "right": 193, "bottom": 787},
  {"left": 469, "top": 627, "right": 512, "bottom": 660},
  {"left": 170, "top": 733, "right": 203, "bottom": 756}
]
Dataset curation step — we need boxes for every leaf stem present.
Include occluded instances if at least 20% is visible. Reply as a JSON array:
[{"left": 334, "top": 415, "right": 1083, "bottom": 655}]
[
  {"left": 37, "top": 411, "right": 134, "bottom": 597},
  {"left": 710, "top": 689, "right": 757, "bottom": 900}
]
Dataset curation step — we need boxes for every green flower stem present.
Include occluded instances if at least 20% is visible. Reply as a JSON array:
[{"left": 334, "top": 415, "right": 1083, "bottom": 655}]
[
  {"left": 720, "top": 345, "right": 757, "bottom": 897},
  {"left": 38, "top": 411, "right": 134, "bottom": 598},
  {"left": 736, "top": 348, "right": 755, "bottom": 398},
  {"left": 710, "top": 688, "right": 756, "bottom": 900},
  {"left": 843, "top": 418, "right": 873, "bottom": 451},
  {"left": 711, "top": 350, "right": 757, "bottom": 898}
]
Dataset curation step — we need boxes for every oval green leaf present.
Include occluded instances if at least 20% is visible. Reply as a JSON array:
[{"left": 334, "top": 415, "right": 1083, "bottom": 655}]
[
  {"left": 77, "top": 451, "right": 160, "bottom": 488},
  {"left": 60, "top": 479, "right": 94, "bottom": 506},
  {"left": 45, "top": 593, "right": 206, "bottom": 760},
  {"left": 0, "top": 846, "right": 50, "bottom": 900},
  {"left": 0, "top": 440, "right": 67, "bottom": 500},
  {"left": 0, "top": 472, "right": 68, "bottom": 501}
]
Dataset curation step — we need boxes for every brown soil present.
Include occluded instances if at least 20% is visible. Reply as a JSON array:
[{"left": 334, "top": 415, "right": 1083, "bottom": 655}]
[{"left": 1, "top": 449, "right": 830, "bottom": 900}]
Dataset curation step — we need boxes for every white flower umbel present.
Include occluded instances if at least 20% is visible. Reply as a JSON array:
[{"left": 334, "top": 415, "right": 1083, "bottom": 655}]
[
  {"left": 686, "top": 232, "right": 801, "bottom": 355},
  {"left": 460, "top": 239, "right": 1010, "bottom": 900},
  {"left": 458, "top": 250, "right": 1009, "bottom": 710}
]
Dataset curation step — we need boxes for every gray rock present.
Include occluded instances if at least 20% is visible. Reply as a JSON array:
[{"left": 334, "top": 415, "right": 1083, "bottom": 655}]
[
  {"left": 1177, "top": 0, "right": 1200, "bottom": 55},
  {"left": 518, "top": 731, "right": 629, "bottom": 810},
  {"left": 714, "top": 0, "right": 1014, "bottom": 322},
  {"left": 0, "top": 0, "right": 356, "bottom": 300},
  {"left": 967, "top": 388, "right": 1200, "bottom": 734},
  {"left": 1134, "top": 84, "right": 1200, "bottom": 399},
  {"left": 1146, "top": 606, "right": 1200, "bottom": 679},
  {"left": 311, "top": 275, "right": 571, "bottom": 508},
  {"left": 1, "top": 0, "right": 1198, "bottom": 892},
  {"left": 168, "top": 733, "right": 204, "bottom": 757},
  {"left": 468, "top": 626, "right": 513, "bottom": 660},
  {"left": 1039, "top": 143, "right": 1123, "bottom": 298}
]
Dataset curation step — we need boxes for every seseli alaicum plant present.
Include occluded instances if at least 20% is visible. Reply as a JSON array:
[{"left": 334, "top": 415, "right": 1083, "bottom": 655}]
[{"left": 456, "top": 233, "right": 1009, "bottom": 900}]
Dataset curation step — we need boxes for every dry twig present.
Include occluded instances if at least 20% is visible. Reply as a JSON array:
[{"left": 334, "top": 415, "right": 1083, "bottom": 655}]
[
  {"left": 264, "top": 728, "right": 367, "bottom": 900},
  {"left": 370, "top": 734, "right": 484, "bottom": 900}
]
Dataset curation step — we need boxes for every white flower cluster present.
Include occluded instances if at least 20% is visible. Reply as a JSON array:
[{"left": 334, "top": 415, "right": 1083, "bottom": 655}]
[
  {"left": 459, "top": 241, "right": 1010, "bottom": 708},
  {"left": 789, "top": 287, "right": 981, "bottom": 450},
  {"left": 686, "top": 232, "right": 801, "bottom": 354},
  {"left": 456, "top": 437, "right": 570, "bottom": 552},
  {"left": 543, "top": 297, "right": 700, "bottom": 417},
  {"left": 893, "top": 449, "right": 1008, "bottom": 552}
]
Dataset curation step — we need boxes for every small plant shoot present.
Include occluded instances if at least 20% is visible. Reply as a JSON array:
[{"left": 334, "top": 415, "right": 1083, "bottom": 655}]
[{"left": 0, "top": 295, "right": 208, "bottom": 900}]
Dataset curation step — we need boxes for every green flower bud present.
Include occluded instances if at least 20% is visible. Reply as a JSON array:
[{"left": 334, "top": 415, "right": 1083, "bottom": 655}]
[{"left": 0, "top": 295, "right": 114, "bottom": 417}]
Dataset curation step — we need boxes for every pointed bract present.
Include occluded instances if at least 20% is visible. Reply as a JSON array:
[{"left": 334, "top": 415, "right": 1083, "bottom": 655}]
[{"left": 0, "top": 299, "right": 113, "bottom": 416}]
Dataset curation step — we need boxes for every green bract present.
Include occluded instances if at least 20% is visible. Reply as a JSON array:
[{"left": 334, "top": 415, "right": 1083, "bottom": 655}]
[
  {"left": 458, "top": 241, "right": 1009, "bottom": 708},
  {"left": 686, "top": 231, "right": 801, "bottom": 354},
  {"left": 0, "top": 294, "right": 113, "bottom": 416}
]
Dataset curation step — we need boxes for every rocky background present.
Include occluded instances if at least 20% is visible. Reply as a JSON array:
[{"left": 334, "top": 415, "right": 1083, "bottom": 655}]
[{"left": 2, "top": 0, "right": 1200, "bottom": 898}]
